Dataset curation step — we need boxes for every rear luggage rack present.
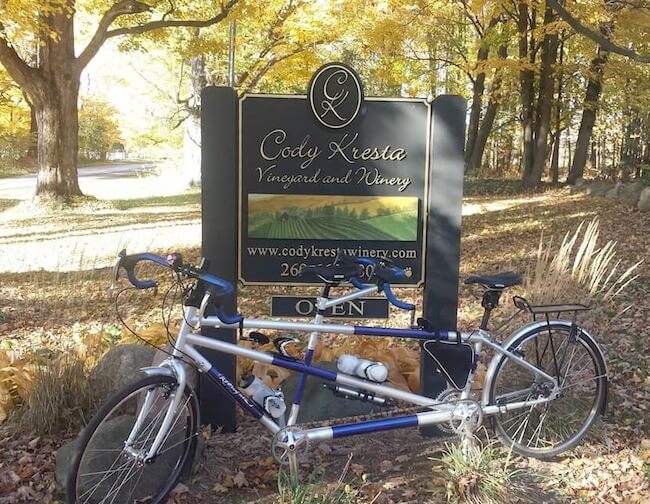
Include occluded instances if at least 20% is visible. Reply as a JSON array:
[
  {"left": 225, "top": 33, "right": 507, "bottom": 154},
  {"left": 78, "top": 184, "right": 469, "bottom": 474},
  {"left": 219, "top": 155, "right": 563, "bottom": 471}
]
[{"left": 513, "top": 296, "right": 591, "bottom": 323}]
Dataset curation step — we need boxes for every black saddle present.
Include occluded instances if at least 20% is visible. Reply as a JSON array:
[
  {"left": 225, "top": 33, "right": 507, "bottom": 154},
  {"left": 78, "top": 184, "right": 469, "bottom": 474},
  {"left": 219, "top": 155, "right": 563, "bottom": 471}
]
[
  {"left": 301, "top": 261, "right": 362, "bottom": 283},
  {"left": 464, "top": 272, "right": 522, "bottom": 289}
]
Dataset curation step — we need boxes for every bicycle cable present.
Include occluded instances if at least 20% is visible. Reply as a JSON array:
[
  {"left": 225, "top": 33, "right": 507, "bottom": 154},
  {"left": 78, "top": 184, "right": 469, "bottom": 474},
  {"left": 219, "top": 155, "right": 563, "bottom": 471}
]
[{"left": 113, "top": 269, "right": 195, "bottom": 367}]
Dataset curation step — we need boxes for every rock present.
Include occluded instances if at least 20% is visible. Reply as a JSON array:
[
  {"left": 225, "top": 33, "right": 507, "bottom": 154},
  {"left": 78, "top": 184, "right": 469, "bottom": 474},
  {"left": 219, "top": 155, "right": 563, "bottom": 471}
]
[
  {"left": 584, "top": 181, "right": 614, "bottom": 197},
  {"left": 90, "top": 344, "right": 156, "bottom": 401},
  {"left": 55, "top": 437, "right": 80, "bottom": 490},
  {"left": 569, "top": 179, "right": 589, "bottom": 193},
  {"left": 605, "top": 182, "right": 623, "bottom": 199},
  {"left": 618, "top": 181, "right": 645, "bottom": 206},
  {"left": 280, "top": 362, "right": 379, "bottom": 423},
  {"left": 638, "top": 187, "right": 650, "bottom": 212}
]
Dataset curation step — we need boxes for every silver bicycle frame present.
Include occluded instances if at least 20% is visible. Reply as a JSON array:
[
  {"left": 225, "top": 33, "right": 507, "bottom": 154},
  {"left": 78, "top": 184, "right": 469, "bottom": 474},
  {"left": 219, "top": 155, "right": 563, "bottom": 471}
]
[{"left": 137, "top": 286, "right": 560, "bottom": 456}]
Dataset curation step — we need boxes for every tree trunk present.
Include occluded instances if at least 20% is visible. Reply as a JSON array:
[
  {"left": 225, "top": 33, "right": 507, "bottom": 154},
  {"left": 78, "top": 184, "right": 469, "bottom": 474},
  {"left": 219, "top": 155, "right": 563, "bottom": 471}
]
[
  {"left": 566, "top": 47, "right": 608, "bottom": 184},
  {"left": 465, "top": 48, "right": 487, "bottom": 172},
  {"left": 31, "top": 3, "right": 82, "bottom": 198},
  {"left": 518, "top": 2, "right": 535, "bottom": 182},
  {"left": 468, "top": 98, "right": 499, "bottom": 175},
  {"left": 550, "top": 37, "right": 564, "bottom": 183},
  {"left": 523, "top": 5, "right": 559, "bottom": 188},
  {"left": 183, "top": 47, "right": 207, "bottom": 187},
  {"left": 465, "top": 17, "right": 500, "bottom": 172},
  {"left": 35, "top": 82, "right": 82, "bottom": 196}
]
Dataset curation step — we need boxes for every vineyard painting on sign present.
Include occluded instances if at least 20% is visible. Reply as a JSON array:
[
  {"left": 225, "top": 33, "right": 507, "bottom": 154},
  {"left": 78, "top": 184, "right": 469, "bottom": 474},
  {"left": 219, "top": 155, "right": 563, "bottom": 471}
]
[{"left": 247, "top": 194, "right": 418, "bottom": 241}]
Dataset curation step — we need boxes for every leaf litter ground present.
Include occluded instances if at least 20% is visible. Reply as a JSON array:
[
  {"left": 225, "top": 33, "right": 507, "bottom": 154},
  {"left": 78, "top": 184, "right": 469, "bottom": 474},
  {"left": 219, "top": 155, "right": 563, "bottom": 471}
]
[{"left": 0, "top": 188, "right": 648, "bottom": 503}]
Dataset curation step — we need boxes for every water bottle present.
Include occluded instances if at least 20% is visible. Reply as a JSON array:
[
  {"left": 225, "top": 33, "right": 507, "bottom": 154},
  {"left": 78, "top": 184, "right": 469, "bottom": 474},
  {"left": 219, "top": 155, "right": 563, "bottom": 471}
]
[
  {"left": 240, "top": 375, "right": 287, "bottom": 419},
  {"left": 336, "top": 354, "right": 389, "bottom": 383}
]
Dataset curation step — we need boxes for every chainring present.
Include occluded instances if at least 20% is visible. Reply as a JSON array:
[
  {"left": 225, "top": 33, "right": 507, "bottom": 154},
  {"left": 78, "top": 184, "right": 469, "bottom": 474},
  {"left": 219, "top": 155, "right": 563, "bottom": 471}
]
[
  {"left": 271, "top": 426, "right": 309, "bottom": 465},
  {"left": 450, "top": 399, "right": 483, "bottom": 437},
  {"left": 435, "top": 388, "right": 462, "bottom": 434}
]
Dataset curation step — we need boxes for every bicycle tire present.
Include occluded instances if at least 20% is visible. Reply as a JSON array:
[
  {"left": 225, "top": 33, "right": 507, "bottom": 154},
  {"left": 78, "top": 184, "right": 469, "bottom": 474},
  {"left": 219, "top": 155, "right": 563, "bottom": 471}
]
[
  {"left": 67, "top": 373, "right": 199, "bottom": 504},
  {"left": 487, "top": 323, "right": 607, "bottom": 458}
]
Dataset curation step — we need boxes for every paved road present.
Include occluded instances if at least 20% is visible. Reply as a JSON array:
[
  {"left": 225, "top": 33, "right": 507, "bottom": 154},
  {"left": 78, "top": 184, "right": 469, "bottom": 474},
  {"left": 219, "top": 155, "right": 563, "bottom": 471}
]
[{"left": 0, "top": 162, "right": 156, "bottom": 200}]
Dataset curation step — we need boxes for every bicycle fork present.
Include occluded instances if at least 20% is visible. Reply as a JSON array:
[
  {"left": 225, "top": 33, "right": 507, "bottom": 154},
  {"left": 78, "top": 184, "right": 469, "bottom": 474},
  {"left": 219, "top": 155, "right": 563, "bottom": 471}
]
[{"left": 123, "top": 359, "right": 189, "bottom": 464}]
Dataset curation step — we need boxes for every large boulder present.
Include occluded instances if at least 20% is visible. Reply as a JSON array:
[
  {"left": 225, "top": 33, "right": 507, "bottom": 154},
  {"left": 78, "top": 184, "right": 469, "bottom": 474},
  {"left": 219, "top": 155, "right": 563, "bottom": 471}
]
[
  {"left": 638, "top": 187, "right": 650, "bottom": 212},
  {"left": 618, "top": 181, "right": 645, "bottom": 207},
  {"left": 584, "top": 181, "right": 614, "bottom": 197},
  {"left": 89, "top": 344, "right": 156, "bottom": 402},
  {"left": 569, "top": 178, "right": 588, "bottom": 193},
  {"left": 280, "top": 362, "right": 379, "bottom": 423},
  {"left": 605, "top": 182, "right": 623, "bottom": 199}
]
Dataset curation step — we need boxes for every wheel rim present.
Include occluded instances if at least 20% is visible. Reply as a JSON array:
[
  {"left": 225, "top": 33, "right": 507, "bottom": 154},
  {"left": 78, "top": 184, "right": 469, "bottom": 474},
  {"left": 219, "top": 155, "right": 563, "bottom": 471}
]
[
  {"left": 74, "top": 379, "right": 197, "bottom": 504},
  {"left": 491, "top": 327, "right": 605, "bottom": 454}
]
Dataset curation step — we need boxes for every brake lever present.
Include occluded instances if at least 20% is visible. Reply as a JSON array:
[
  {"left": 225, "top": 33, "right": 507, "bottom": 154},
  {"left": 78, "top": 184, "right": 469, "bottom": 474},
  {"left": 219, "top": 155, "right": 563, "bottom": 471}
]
[{"left": 110, "top": 249, "right": 127, "bottom": 290}]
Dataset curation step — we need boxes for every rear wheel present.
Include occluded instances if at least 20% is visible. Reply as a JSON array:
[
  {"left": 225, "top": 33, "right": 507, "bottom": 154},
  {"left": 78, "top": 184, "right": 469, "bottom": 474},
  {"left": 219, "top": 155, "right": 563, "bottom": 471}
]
[
  {"left": 67, "top": 373, "right": 199, "bottom": 504},
  {"left": 488, "top": 324, "right": 607, "bottom": 458}
]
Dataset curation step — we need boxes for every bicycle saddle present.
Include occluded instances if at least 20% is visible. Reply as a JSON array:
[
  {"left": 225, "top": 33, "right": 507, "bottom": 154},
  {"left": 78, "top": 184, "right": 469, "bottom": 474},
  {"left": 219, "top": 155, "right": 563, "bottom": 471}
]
[
  {"left": 464, "top": 272, "right": 522, "bottom": 289},
  {"left": 301, "top": 261, "right": 363, "bottom": 283}
]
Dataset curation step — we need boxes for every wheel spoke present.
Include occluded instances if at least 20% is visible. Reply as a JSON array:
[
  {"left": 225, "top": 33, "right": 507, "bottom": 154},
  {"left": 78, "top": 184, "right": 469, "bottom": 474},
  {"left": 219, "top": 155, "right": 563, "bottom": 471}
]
[
  {"left": 72, "top": 377, "right": 196, "bottom": 504},
  {"left": 491, "top": 326, "right": 605, "bottom": 457}
]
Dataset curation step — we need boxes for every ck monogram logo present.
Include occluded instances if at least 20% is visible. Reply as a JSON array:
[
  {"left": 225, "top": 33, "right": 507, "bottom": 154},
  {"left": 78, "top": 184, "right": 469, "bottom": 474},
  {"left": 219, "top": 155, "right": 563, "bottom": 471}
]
[{"left": 308, "top": 63, "right": 364, "bottom": 130}]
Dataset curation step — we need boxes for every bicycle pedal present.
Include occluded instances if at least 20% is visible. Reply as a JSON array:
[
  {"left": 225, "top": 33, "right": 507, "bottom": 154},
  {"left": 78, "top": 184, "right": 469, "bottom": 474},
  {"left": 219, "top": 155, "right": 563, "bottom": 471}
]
[
  {"left": 273, "top": 337, "right": 301, "bottom": 358},
  {"left": 241, "top": 331, "right": 270, "bottom": 345}
]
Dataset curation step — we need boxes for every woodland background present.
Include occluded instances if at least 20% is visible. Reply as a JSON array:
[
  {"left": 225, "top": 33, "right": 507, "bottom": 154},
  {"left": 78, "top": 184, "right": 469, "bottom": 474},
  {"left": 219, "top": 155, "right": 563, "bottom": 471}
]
[{"left": 0, "top": 0, "right": 649, "bottom": 193}]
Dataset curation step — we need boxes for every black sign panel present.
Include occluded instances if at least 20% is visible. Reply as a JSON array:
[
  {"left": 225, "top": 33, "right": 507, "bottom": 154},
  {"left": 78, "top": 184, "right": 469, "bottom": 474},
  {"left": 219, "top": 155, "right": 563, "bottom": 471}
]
[
  {"left": 239, "top": 66, "right": 430, "bottom": 285},
  {"left": 271, "top": 296, "right": 389, "bottom": 319}
]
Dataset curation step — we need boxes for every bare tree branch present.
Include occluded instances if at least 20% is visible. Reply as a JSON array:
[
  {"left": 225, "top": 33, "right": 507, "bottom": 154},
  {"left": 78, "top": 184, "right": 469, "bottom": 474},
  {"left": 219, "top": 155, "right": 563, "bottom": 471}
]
[
  {"left": 0, "top": 21, "right": 41, "bottom": 93},
  {"left": 239, "top": 42, "right": 324, "bottom": 94},
  {"left": 546, "top": 0, "right": 650, "bottom": 63},
  {"left": 76, "top": 0, "right": 152, "bottom": 70},
  {"left": 76, "top": 0, "right": 239, "bottom": 71},
  {"left": 105, "top": 0, "right": 238, "bottom": 38}
]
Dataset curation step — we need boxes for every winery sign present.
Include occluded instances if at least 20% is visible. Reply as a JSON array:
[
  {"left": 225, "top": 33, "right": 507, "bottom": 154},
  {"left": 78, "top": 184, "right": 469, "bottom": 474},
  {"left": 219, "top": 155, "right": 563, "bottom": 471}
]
[
  {"left": 200, "top": 63, "right": 466, "bottom": 430},
  {"left": 239, "top": 63, "right": 430, "bottom": 285}
]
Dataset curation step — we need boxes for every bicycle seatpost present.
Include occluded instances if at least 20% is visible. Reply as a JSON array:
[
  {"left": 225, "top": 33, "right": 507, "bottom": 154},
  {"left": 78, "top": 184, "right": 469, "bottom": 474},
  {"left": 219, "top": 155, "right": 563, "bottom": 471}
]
[{"left": 480, "top": 289, "right": 502, "bottom": 330}]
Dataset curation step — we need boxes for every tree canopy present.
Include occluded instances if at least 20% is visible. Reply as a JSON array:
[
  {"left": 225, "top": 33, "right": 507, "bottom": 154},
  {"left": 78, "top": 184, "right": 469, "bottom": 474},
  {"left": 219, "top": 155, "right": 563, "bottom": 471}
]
[{"left": 1, "top": 0, "right": 649, "bottom": 192}]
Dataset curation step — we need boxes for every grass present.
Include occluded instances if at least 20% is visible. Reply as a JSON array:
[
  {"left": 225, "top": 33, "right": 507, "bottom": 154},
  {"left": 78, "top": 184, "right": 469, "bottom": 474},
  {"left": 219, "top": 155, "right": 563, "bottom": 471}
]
[
  {"left": 111, "top": 190, "right": 200, "bottom": 210},
  {"left": 273, "top": 457, "right": 359, "bottom": 504},
  {"left": 525, "top": 218, "right": 642, "bottom": 304},
  {"left": 432, "top": 440, "right": 547, "bottom": 504},
  {"left": 0, "top": 198, "right": 20, "bottom": 212},
  {"left": 10, "top": 352, "right": 99, "bottom": 435}
]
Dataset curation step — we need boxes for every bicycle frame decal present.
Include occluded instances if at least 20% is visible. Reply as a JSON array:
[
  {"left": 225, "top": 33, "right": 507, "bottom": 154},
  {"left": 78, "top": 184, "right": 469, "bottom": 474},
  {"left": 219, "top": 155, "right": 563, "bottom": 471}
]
[{"left": 205, "top": 367, "right": 265, "bottom": 419}]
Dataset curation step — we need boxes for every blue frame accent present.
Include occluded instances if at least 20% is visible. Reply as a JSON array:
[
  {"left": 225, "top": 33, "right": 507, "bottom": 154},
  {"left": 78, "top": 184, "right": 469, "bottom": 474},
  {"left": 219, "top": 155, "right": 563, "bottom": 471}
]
[
  {"left": 271, "top": 356, "right": 338, "bottom": 381},
  {"left": 292, "top": 348, "right": 315, "bottom": 407},
  {"left": 354, "top": 326, "right": 451, "bottom": 341},
  {"left": 206, "top": 367, "right": 265, "bottom": 419},
  {"left": 332, "top": 415, "right": 419, "bottom": 438}
]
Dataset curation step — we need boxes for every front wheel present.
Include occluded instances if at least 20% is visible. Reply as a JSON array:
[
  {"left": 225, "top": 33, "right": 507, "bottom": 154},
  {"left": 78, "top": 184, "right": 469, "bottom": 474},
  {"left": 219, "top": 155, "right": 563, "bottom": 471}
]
[
  {"left": 488, "top": 323, "right": 607, "bottom": 458},
  {"left": 67, "top": 373, "right": 199, "bottom": 504}
]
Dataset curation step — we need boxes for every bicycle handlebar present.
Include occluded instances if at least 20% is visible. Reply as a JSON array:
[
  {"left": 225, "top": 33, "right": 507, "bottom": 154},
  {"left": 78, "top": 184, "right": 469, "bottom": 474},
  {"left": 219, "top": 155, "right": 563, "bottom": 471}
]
[
  {"left": 113, "top": 249, "right": 413, "bottom": 315},
  {"left": 347, "top": 255, "right": 415, "bottom": 311},
  {"left": 112, "top": 250, "right": 235, "bottom": 297}
]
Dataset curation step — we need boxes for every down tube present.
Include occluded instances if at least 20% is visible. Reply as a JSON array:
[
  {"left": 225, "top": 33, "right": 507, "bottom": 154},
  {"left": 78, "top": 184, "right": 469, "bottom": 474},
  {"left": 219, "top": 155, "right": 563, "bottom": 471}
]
[{"left": 204, "top": 366, "right": 280, "bottom": 434}]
